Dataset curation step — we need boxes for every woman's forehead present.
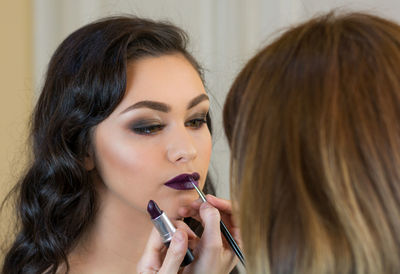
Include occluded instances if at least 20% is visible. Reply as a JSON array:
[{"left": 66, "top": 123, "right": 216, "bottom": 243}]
[{"left": 120, "top": 54, "right": 206, "bottom": 108}]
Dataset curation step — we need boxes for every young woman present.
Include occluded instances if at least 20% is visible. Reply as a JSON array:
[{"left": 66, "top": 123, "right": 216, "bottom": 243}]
[
  {"left": 141, "top": 11, "right": 400, "bottom": 273},
  {"left": 1, "top": 16, "right": 236, "bottom": 273}
]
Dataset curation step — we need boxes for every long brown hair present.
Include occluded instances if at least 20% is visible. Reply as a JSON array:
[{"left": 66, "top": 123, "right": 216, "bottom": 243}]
[{"left": 224, "top": 12, "right": 400, "bottom": 273}]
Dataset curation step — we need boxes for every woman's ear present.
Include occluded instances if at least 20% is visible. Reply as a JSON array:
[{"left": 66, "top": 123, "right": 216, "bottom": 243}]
[{"left": 84, "top": 147, "right": 95, "bottom": 171}]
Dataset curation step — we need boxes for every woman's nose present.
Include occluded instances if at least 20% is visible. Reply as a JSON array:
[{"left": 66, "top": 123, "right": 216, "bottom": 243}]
[{"left": 166, "top": 129, "right": 197, "bottom": 163}]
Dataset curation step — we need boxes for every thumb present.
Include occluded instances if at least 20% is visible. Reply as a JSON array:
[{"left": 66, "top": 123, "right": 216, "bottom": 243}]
[
  {"left": 199, "top": 202, "right": 222, "bottom": 249},
  {"left": 186, "top": 202, "right": 223, "bottom": 273},
  {"left": 136, "top": 227, "right": 165, "bottom": 273},
  {"left": 158, "top": 229, "right": 189, "bottom": 274}
]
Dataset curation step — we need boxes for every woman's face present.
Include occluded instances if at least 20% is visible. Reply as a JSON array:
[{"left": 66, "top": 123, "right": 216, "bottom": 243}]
[{"left": 90, "top": 54, "right": 212, "bottom": 219}]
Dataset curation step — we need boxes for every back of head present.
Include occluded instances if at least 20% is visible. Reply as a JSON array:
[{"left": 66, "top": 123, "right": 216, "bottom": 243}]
[{"left": 224, "top": 12, "right": 400, "bottom": 273}]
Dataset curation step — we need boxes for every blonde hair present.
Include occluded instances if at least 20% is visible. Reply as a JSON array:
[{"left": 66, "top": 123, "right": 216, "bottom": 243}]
[{"left": 224, "top": 12, "right": 400, "bottom": 273}]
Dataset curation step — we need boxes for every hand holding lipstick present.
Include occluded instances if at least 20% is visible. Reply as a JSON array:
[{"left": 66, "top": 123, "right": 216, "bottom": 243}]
[
  {"left": 137, "top": 200, "right": 238, "bottom": 274},
  {"left": 137, "top": 220, "right": 197, "bottom": 273}
]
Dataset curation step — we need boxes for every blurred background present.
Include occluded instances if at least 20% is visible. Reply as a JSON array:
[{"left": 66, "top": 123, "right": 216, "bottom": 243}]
[{"left": 1, "top": 0, "right": 400, "bottom": 259}]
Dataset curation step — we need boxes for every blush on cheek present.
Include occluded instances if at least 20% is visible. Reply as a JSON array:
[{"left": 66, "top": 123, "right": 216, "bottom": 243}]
[
  {"left": 99, "top": 145, "right": 144, "bottom": 180},
  {"left": 94, "top": 130, "right": 135, "bottom": 177},
  {"left": 203, "top": 134, "right": 212, "bottom": 161}
]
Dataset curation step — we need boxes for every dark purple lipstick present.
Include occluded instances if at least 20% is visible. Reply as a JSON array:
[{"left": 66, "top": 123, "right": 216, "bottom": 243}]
[
  {"left": 164, "top": 172, "right": 200, "bottom": 190},
  {"left": 147, "top": 200, "right": 194, "bottom": 266},
  {"left": 147, "top": 199, "right": 163, "bottom": 219}
]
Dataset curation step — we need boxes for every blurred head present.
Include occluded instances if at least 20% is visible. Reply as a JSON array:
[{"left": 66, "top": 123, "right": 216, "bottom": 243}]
[
  {"left": 224, "top": 12, "right": 400, "bottom": 273},
  {"left": 3, "top": 16, "right": 213, "bottom": 274}
]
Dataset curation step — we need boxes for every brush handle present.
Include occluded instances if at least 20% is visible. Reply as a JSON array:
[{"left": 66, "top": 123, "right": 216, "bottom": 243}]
[{"left": 220, "top": 220, "right": 246, "bottom": 266}]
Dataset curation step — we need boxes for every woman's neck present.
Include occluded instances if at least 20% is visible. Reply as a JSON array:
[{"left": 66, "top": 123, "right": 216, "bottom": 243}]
[{"left": 68, "top": 186, "right": 153, "bottom": 273}]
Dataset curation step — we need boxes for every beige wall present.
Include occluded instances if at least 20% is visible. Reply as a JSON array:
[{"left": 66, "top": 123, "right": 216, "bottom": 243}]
[{"left": 0, "top": 0, "right": 32, "bottom": 260}]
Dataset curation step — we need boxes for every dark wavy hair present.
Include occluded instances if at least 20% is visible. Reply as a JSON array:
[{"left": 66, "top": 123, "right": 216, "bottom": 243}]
[{"left": 1, "top": 16, "right": 214, "bottom": 274}]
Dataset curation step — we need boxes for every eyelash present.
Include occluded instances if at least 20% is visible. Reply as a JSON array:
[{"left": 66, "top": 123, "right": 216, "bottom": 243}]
[
  {"left": 131, "top": 116, "right": 208, "bottom": 136},
  {"left": 132, "top": 124, "right": 166, "bottom": 135}
]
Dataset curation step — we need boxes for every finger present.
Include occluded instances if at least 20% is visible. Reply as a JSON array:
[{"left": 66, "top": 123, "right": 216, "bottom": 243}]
[
  {"left": 190, "top": 196, "right": 233, "bottom": 219},
  {"left": 180, "top": 199, "right": 202, "bottom": 217},
  {"left": 177, "top": 206, "right": 191, "bottom": 217},
  {"left": 158, "top": 229, "right": 188, "bottom": 274},
  {"left": 174, "top": 220, "right": 197, "bottom": 240},
  {"left": 205, "top": 195, "right": 232, "bottom": 214},
  {"left": 188, "top": 197, "right": 235, "bottom": 229},
  {"left": 177, "top": 206, "right": 202, "bottom": 225},
  {"left": 198, "top": 202, "right": 222, "bottom": 248},
  {"left": 188, "top": 235, "right": 200, "bottom": 251},
  {"left": 190, "top": 198, "right": 203, "bottom": 210},
  {"left": 173, "top": 221, "right": 199, "bottom": 252},
  {"left": 136, "top": 228, "right": 165, "bottom": 273},
  {"left": 180, "top": 210, "right": 201, "bottom": 222},
  {"left": 192, "top": 196, "right": 237, "bottom": 233},
  {"left": 187, "top": 202, "right": 224, "bottom": 271}
]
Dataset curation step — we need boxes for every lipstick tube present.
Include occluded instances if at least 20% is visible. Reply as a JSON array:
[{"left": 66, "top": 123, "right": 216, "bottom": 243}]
[{"left": 147, "top": 200, "right": 195, "bottom": 266}]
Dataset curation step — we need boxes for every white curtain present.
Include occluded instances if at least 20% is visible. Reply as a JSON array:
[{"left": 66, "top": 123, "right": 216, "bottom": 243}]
[{"left": 33, "top": 0, "right": 400, "bottom": 198}]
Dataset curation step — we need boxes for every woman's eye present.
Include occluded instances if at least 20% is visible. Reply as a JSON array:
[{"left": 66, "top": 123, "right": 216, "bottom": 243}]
[
  {"left": 185, "top": 118, "right": 207, "bottom": 128},
  {"left": 131, "top": 124, "right": 165, "bottom": 135}
]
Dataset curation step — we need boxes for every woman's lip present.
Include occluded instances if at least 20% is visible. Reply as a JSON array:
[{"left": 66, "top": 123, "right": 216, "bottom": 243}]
[{"left": 164, "top": 172, "right": 200, "bottom": 190}]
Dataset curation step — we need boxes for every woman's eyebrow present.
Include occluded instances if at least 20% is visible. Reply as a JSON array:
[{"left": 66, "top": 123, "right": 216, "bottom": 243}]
[
  {"left": 121, "top": 101, "right": 171, "bottom": 114},
  {"left": 187, "top": 94, "right": 209, "bottom": 109},
  {"left": 120, "top": 93, "right": 209, "bottom": 114}
]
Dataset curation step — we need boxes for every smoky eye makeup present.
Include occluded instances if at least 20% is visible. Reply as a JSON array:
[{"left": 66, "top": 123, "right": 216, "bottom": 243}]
[
  {"left": 185, "top": 111, "right": 208, "bottom": 129},
  {"left": 129, "top": 118, "right": 165, "bottom": 135},
  {"left": 127, "top": 107, "right": 209, "bottom": 136}
]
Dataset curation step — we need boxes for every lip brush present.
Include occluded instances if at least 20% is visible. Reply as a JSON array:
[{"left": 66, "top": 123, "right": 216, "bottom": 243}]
[{"left": 190, "top": 179, "right": 246, "bottom": 267}]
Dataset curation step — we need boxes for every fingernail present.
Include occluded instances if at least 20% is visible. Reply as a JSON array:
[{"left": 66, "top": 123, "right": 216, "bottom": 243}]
[
  {"left": 201, "top": 202, "right": 213, "bottom": 209},
  {"left": 174, "top": 230, "right": 184, "bottom": 242}
]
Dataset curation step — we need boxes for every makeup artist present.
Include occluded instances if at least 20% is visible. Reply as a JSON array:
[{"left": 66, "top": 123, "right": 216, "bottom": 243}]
[
  {"left": 1, "top": 16, "right": 238, "bottom": 273},
  {"left": 139, "top": 11, "right": 400, "bottom": 273}
]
